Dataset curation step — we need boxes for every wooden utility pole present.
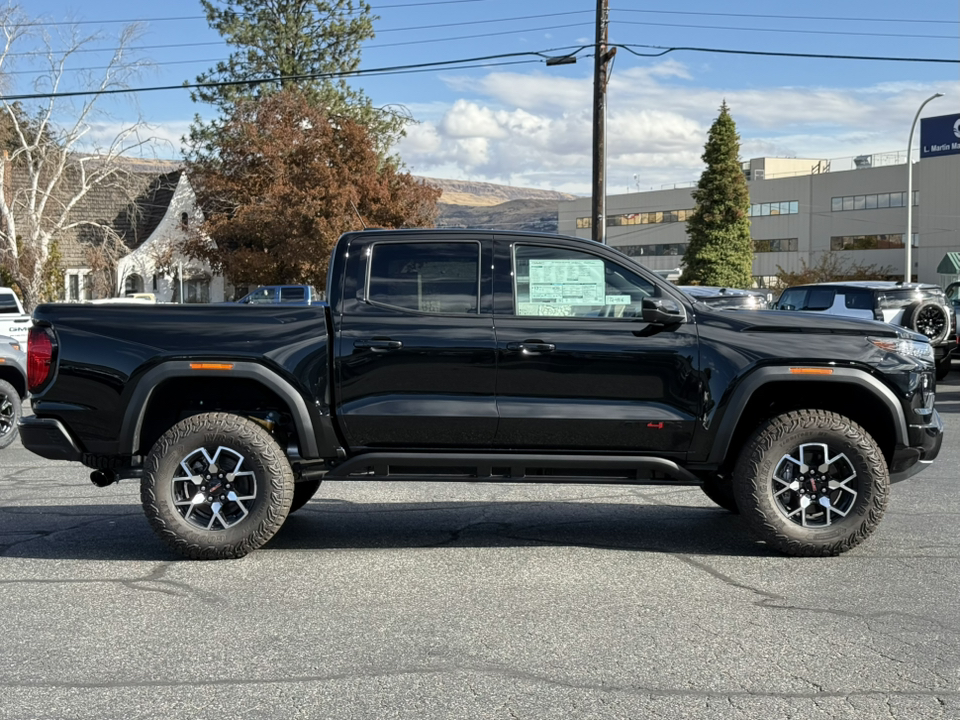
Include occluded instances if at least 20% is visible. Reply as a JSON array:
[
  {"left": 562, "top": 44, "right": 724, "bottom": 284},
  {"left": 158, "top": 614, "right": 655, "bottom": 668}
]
[{"left": 592, "top": 0, "right": 615, "bottom": 244}]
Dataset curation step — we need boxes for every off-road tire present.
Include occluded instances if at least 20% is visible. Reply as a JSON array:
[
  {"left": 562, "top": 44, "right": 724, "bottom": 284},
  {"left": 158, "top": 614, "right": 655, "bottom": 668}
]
[
  {"left": 141, "top": 412, "right": 294, "bottom": 560},
  {"left": 289, "top": 479, "right": 322, "bottom": 514},
  {"left": 0, "top": 379, "right": 22, "bottom": 450},
  {"left": 903, "top": 301, "right": 950, "bottom": 344},
  {"left": 732, "top": 409, "right": 889, "bottom": 557},
  {"left": 699, "top": 475, "right": 739, "bottom": 514}
]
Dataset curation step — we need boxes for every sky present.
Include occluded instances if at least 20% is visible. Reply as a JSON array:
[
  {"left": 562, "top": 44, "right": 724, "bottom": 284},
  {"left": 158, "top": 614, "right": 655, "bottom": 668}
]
[{"left": 8, "top": 0, "right": 960, "bottom": 196}]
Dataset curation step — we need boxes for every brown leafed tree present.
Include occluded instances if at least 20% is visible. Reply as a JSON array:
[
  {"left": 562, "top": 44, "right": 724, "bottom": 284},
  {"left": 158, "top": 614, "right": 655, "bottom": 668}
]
[{"left": 183, "top": 89, "right": 439, "bottom": 288}]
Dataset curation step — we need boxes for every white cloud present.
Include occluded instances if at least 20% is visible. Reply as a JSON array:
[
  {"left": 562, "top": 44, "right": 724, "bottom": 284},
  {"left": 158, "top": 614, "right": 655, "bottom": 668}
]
[{"left": 393, "top": 62, "right": 959, "bottom": 194}]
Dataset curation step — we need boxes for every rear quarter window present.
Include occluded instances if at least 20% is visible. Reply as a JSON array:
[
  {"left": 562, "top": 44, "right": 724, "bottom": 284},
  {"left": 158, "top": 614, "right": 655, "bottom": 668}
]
[{"left": 0, "top": 292, "right": 21, "bottom": 314}]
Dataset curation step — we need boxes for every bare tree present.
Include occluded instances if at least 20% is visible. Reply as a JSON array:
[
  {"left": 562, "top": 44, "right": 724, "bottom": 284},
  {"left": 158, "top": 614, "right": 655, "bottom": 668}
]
[{"left": 0, "top": 6, "right": 162, "bottom": 310}]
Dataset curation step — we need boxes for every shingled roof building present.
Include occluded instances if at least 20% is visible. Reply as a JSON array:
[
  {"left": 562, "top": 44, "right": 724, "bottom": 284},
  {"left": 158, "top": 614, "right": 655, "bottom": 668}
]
[{"left": 4, "top": 155, "right": 223, "bottom": 303}]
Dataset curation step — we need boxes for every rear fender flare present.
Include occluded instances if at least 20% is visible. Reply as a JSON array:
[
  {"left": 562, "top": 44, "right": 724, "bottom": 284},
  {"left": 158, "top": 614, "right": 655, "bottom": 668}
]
[{"left": 121, "top": 361, "right": 320, "bottom": 459}]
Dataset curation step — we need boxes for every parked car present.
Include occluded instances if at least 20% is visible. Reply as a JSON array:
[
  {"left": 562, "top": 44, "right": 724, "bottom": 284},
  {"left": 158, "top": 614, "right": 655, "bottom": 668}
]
[
  {"left": 0, "top": 333, "right": 27, "bottom": 449},
  {"left": 774, "top": 281, "right": 956, "bottom": 380},
  {"left": 678, "top": 286, "right": 771, "bottom": 310},
  {"left": 19, "top": 229, "right": 942, "bottom": 559},
  {"left": 0, "top": 286, "right": 31, "bottom": 344},
  {"left": 235, "top": 285, "right": 324, "bottom": 304}
]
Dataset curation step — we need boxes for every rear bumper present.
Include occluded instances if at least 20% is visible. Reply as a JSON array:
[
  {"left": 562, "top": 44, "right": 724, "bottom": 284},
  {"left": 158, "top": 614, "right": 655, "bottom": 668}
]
[
  {"left": 18, "top": 416, "right": 83, "bottom": 462},
  {"left": 890, "top": 409, "right": 943, "bottom": 483}
]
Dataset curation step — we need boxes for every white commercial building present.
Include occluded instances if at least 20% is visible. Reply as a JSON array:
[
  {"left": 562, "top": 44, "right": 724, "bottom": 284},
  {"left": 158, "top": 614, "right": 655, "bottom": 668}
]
[{"left": 558, "top": 115, "right": 960, "bottom": 288}]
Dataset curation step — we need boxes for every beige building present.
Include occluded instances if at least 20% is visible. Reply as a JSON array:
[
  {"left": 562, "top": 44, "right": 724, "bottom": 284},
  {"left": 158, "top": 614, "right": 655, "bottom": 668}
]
[{"left": 558, "top": 149, "right": 960, "bottom": 288}]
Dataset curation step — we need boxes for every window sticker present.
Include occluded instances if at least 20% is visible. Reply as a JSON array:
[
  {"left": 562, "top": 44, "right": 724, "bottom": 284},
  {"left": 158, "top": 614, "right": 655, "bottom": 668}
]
[
  {"left": 605, "top": 294, "right": 631, "bottom": 305},
  {"left": 517, "top": 302, "right": 575, "bottom": 317},
  {"left": 528, "top": 259, "right": 605, "bottom": 305}
]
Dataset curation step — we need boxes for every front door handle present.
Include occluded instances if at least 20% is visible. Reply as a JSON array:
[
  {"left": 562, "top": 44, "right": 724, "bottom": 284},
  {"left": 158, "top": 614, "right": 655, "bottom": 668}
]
[
  {"left": 354, "top": 339, "right": 403, "bottom": 351},
  {"left": 506, "top": 341, "right": 556, "bottom": 354}
]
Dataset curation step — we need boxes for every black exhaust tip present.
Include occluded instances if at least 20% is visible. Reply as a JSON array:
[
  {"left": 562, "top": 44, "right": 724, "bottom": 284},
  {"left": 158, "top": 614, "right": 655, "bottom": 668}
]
[{"left": 90, "top": 469, "right": 118, "bottom": 488}]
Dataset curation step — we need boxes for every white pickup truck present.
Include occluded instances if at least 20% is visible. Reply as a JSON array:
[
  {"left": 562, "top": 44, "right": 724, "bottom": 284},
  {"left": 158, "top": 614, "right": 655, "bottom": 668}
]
[{"left": 0, "top": 287, "right": 30, "bottom": 344}]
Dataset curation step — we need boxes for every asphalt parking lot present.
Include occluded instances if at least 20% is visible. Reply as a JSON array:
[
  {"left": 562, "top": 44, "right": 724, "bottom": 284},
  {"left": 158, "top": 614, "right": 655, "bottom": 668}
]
[{"left": 1, "top": 379, "right": 959, "bottom": 720}]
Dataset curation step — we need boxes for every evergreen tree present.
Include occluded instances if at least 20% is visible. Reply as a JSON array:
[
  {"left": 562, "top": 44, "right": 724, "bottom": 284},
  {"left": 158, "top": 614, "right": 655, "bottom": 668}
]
[
  {"left": 679, "top": 102, "right": 753, "bottom": 287},
  {"left": 186, "top": 0, "right": 406, "bottom": 159}
]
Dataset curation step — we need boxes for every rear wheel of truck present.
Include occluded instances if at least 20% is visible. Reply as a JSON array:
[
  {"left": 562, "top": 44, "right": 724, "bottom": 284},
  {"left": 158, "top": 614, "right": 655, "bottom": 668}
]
[
  {"left": 141, "top": 412, "right": 294, "bottom": 560},
  {"left": 732, "top": 409, "right": 889, "bottom": 557},
  {"left": 0, "top": 379, "right": 21, "bottom": 450}
]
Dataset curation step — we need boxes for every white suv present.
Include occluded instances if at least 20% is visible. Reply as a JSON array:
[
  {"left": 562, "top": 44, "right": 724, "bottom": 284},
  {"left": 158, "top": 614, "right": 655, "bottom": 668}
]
[{"left": 775, "top": 281, "right": 956, "bottom": 380}]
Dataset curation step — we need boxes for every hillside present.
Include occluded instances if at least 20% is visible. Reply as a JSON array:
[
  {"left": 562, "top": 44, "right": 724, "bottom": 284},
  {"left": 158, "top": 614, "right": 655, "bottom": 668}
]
[
  {"left": 419, "top": 176, "right": 577, "bottom": 207},
  {"left": 417, "top": 176, "right": 579, "bottom": 233}
]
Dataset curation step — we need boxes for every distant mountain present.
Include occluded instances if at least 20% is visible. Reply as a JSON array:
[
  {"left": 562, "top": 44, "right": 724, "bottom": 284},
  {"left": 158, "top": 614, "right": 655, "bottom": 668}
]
[
  {"left": 417, "top": 176, "right": 579, "bottom": 233},
  {"left": 418, "top": 176, "right": 577, "bottom": 207}
]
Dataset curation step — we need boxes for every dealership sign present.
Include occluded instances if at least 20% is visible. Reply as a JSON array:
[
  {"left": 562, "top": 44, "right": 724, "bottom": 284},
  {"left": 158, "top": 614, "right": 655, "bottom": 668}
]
[{"left": 920, "top": 113, "right": 960, "bottom": 159}]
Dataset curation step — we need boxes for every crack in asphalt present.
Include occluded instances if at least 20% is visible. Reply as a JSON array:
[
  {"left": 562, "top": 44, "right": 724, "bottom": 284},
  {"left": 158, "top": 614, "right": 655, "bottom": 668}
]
[
  {"left": 0, "top": 664, "right": 957, "bottom": 697},
  {"left": 0, "top": 561, "right": 223, "bottom": 603}
]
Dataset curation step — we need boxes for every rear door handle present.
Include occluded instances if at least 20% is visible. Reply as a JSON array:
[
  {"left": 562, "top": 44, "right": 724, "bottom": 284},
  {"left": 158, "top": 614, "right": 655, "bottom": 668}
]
[
  {"left": 506, "top": 342, "right": 556, "bottom": 354},
  {"left": 354, "top": 339, "right": 403, "bottom": 351}
]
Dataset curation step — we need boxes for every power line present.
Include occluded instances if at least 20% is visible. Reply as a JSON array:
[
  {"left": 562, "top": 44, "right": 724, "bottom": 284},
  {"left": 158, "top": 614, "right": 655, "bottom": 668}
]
[
  {"left": 18, "top": 0, "right": 495, "bottom": 27},
  {"left": 367, "top": 22, "right": 591, "bottom": 49},
  {"left": 4, "top": 42, "right": 957, "bottom": 100},
  {"left": 614, "top": 19, "right": 957, "bottom": 40},
  {"left": 376, "top": 10, "right": 591, "bottom": 33},
  {"left": 618, "top": 44, "right": 960, "bottom": 64},
  {"left": 3, "top": 16, "right": 591, "bottom": 58},
  {"left": 612, "top": 7, "right": 956, "bottom": 25},
  {"left": 0, "top": 48, "right": 580, "bottom": 101}
]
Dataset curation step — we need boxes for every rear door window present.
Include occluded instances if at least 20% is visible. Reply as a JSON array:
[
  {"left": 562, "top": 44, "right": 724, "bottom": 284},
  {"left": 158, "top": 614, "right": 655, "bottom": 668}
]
[
  {"left": 368, "top": 242, "right": 480, "bottom": 314},
  {"left": 777, "top": 287, "right": 836, "bottom": 311}
]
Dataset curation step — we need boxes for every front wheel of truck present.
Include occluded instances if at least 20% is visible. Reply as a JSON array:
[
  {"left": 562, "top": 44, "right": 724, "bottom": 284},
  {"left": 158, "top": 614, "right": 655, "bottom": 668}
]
[
  {"left": 141, "top": 412, "right": 294, "bottom": 560},
  {"left": 732, "top": 409, "right": 889, "bottom": 557}
]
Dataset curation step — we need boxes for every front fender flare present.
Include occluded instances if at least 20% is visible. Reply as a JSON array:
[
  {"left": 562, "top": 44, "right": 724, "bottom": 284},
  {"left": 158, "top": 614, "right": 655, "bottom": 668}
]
[{"left": 705, "top": 366, "right": 909, "bottom": 466}]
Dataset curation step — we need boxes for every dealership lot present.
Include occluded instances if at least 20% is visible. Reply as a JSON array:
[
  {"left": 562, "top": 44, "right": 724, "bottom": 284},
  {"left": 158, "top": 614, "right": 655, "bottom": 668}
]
[{"left": 1, "top": 382, "right": 959, "bottom": 720}]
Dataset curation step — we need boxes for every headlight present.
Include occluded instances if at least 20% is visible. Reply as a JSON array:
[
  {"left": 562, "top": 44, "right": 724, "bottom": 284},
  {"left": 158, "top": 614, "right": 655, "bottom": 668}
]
[{"left": 868, "top": 337, "right": 933, "bottom": 362}]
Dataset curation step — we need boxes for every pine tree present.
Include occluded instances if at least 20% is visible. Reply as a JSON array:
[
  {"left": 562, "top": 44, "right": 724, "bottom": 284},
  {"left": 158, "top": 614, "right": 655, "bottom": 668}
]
[
  {"left": 679, "top": 102, "right": 753, "bottom": 288},
  {"left": 186, "top": 0, "right": 406, "bottom": 159}
]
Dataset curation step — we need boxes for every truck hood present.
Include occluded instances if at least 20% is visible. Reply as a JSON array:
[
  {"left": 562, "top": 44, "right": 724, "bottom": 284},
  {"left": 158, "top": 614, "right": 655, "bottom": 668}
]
[{"left": 697, "top": 307, "right": 928, "bottom": 342}]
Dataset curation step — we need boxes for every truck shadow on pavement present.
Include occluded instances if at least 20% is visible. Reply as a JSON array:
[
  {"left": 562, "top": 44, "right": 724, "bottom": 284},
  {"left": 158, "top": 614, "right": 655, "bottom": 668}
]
[{"left": 0, "top": 498, "right": 771, "bottom": 561}]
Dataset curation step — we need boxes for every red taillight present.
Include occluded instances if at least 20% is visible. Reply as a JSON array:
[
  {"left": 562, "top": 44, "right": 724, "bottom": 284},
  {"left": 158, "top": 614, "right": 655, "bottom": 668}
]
[{"left": 27, "top": 326, "right": 56, "bottom": 392}]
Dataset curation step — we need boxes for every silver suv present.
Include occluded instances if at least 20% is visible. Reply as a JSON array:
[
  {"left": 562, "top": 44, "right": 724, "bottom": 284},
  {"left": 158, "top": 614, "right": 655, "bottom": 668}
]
[{"left": 774, "top": 281, "right": 956, "bottom": 380}]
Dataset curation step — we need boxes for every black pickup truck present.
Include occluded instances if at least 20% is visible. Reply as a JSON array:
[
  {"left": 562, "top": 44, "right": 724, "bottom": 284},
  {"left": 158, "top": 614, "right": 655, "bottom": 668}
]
[{"left": 20, "top": 229, "right": 943, "bottom": 559}]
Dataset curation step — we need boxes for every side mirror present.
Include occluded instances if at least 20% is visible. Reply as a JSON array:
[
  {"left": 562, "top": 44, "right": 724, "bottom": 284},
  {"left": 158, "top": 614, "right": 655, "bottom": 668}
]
[{"left": 641, "top": 297, "right": 686, "bottom": 325}]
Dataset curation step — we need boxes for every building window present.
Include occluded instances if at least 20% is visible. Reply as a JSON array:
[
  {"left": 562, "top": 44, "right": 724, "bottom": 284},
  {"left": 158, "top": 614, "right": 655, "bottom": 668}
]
[
  {"left": 615, "top": 242, "right": 688, "bottom": 257},
  {"left": 830, "top": 234, "right": 905, "bottom": 251},
  {"left": 747, "top": 200, "right": 799, "bottom": 217},
  {"left": 173, "top": 278, "right": 211, "bottom": 304},
  {"left": 67, "top": 273, "right": 79, "bottom": 301},
  {"left": 754, "top": 238, "right": 798, "bottom": 253},
  {"left": 831, "top": 192, "right": 908, "bottom": 211},
  {"left": 577, "top": 207, "right": 695, "bottom": 229},
  {"left": 180, "top": 212, "right": 189, "bottom": 230}
]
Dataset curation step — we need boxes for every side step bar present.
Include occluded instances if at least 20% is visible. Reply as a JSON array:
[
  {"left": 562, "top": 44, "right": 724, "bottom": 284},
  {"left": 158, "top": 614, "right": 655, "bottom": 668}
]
[{"left": 324, "top": 452, "right": 701, "bottom": 485}]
